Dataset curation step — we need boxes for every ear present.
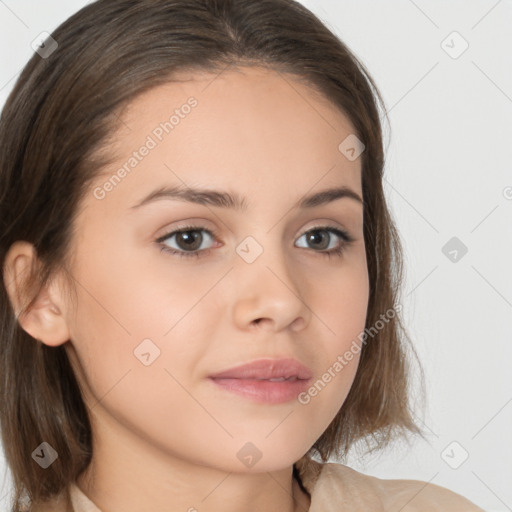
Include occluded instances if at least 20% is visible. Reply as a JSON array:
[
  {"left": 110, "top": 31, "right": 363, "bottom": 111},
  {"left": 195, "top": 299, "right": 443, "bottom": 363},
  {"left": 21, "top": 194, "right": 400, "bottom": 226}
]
[{"left": 3, "top": 241, "right": 71, "bottom": 347}]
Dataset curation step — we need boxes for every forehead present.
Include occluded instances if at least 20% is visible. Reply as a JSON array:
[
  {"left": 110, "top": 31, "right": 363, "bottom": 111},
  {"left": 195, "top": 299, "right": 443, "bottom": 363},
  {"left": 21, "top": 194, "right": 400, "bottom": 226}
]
[{"left": 89, "top": 65, "right": 363, "bottom": 212}]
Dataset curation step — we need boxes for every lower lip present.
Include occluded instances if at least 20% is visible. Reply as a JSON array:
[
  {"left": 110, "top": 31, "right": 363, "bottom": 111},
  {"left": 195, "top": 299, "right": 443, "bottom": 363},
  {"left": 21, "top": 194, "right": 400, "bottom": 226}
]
[{"left": 208, "top": 377, "right": 311, "bottom": 404}]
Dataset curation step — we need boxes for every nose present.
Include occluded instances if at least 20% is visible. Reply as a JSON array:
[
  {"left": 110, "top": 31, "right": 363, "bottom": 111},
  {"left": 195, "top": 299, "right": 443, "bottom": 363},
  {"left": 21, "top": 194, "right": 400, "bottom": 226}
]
[{"left": 230, "top": 242, "right": 311, "bottom": 333}]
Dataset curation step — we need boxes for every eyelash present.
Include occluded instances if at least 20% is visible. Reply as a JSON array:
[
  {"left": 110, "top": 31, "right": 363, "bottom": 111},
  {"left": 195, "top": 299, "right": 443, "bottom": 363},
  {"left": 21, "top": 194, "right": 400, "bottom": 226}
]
[{"left": 156, "top": 224, "right": 355, "bottom": 260}]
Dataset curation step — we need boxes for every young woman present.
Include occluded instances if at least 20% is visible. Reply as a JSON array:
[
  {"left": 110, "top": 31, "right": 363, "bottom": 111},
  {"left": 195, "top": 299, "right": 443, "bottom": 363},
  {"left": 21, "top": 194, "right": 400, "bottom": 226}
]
[{"left": 0, "top": 1, "right": 483, "bottom": 511}]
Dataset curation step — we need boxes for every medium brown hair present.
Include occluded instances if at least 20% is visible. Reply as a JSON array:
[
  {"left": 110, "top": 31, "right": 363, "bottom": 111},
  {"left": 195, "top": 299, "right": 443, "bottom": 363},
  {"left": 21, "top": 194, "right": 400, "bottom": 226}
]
[{"left": 0, "top": 0, "right": 425, "bottom": 509}]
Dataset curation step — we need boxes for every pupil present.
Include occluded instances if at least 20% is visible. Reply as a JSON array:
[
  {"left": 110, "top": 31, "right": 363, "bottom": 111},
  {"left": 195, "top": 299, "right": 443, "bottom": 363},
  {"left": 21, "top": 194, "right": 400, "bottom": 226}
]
[
  {"left": 178, "top": 231, "right": 201, "bottom": 250},
  {"left": 309, "top": 231, "right": 327, "bottom": 250}
]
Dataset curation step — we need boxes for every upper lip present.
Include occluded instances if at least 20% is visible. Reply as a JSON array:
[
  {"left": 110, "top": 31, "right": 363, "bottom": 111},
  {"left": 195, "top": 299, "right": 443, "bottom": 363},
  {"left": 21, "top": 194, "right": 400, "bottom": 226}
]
[{"left": 209, "top": 358, "right": 313, "bottom": 380}]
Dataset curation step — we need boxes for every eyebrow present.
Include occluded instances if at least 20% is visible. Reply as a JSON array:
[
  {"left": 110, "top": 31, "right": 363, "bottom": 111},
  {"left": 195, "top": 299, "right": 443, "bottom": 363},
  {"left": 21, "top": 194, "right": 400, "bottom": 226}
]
[{"left": 129, "top": 184, "right": 363, "bottom": 211}]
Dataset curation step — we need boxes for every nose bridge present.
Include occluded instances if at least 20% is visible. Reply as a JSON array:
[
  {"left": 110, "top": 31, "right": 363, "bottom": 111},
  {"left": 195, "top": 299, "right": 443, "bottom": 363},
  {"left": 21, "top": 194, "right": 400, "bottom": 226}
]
[
  {"left": 230, "top": 227, "right": 309, "bottom": 330},
  {"left": 236, "top": 227, "right": 293, "bottom": 287}
]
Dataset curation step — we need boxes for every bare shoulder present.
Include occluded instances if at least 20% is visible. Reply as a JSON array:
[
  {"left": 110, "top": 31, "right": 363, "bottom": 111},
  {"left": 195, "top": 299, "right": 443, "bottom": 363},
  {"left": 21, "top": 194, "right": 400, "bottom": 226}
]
[{"left": 320, "top": 462, "right": 485, "bottom": 511}]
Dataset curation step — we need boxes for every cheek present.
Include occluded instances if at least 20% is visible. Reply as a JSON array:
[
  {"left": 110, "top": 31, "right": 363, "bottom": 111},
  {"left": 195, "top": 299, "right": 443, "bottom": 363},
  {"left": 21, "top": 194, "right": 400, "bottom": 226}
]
[
  {"left": 66, "top": 275, "right": 204, "bottom": 442},
  {"left": 314, "top": 257, "right": 369, "bottom": 349},
  {"left": 66, "top": 242, "right": 219, "bottom": 405},
  {"left": 70, "top": 232, "right": 209, "bottom": 340},
  {"left": 298, "top": 260, "right": 368, "bottom": 416}
]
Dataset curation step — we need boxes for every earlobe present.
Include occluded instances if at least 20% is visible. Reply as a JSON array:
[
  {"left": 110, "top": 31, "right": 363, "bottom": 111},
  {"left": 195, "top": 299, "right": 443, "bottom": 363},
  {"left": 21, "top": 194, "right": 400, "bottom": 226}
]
[{"left": 3, "top": 241, "right": 71, "bottom": 347}]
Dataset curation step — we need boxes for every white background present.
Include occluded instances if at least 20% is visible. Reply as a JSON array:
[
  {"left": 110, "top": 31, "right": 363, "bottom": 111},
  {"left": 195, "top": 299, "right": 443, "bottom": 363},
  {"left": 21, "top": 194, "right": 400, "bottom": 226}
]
[{"left": 0, "top": 1, "right": 511, "bottom": 511}]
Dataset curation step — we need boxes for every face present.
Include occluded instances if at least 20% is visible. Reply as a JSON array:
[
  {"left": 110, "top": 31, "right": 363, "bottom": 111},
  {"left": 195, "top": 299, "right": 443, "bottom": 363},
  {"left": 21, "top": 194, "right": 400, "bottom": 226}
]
[{"left": 62, "top": 65, "right": 369, "bottom": 474}]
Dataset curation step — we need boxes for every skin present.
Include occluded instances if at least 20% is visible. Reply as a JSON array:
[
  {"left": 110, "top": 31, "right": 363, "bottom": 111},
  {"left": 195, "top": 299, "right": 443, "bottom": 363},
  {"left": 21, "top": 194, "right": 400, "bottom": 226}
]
[{"left": 4, "top": 66, "right": 369, "bottom": 512}]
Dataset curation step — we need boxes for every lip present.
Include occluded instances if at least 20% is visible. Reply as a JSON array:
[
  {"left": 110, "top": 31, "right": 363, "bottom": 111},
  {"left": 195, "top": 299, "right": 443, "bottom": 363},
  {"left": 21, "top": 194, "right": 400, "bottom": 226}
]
[
  {"left": 208, "top": 358, "right": 313, "bottom": 404},
  {"left": 209, "top": 357, "right": 313, "bottom": 380}
]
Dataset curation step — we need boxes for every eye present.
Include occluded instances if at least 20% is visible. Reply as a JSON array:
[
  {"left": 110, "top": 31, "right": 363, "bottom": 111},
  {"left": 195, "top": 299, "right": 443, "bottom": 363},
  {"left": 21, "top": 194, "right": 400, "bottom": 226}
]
[
  {"left": 296, "top": 226, "right": 355, "bottom": 259},
  {"left": 156, "top": 224, "right": 355, "bottom": 259},
  {"left": 156, "top": 225, "right": 218, "bottom": 259}
]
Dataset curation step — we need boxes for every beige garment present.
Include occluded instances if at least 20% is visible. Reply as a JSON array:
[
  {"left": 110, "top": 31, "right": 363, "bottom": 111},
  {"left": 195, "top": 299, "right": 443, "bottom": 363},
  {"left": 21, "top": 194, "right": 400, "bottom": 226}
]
[
  {"left": 33, "top": 455, "right": 484, "bottom": 511},
  {"left": 295, "top": 456, "right": 485, "bottom": 511}
]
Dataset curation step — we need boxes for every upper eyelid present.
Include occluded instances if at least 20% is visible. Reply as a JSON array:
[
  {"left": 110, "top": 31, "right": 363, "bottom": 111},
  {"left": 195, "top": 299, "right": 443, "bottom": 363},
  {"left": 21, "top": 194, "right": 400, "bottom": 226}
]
[
  {"left": 156, "top": 224, "right": 354, "bottom": 245},
  {"left": 156, "top": 225, "right": 216, "bottom": 243}
]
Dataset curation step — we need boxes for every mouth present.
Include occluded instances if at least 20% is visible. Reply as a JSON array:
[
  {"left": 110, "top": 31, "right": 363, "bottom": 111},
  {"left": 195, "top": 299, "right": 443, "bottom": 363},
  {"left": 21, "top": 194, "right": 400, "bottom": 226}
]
[
  {"left": 208, "top": 376, "right": 312, "bottom": 404},
  {"left": 208, "top": 358, "right": 312, "bottom": 404},
  {"left": 208, "top": 357, "right": 313, "bottom": 380}
]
